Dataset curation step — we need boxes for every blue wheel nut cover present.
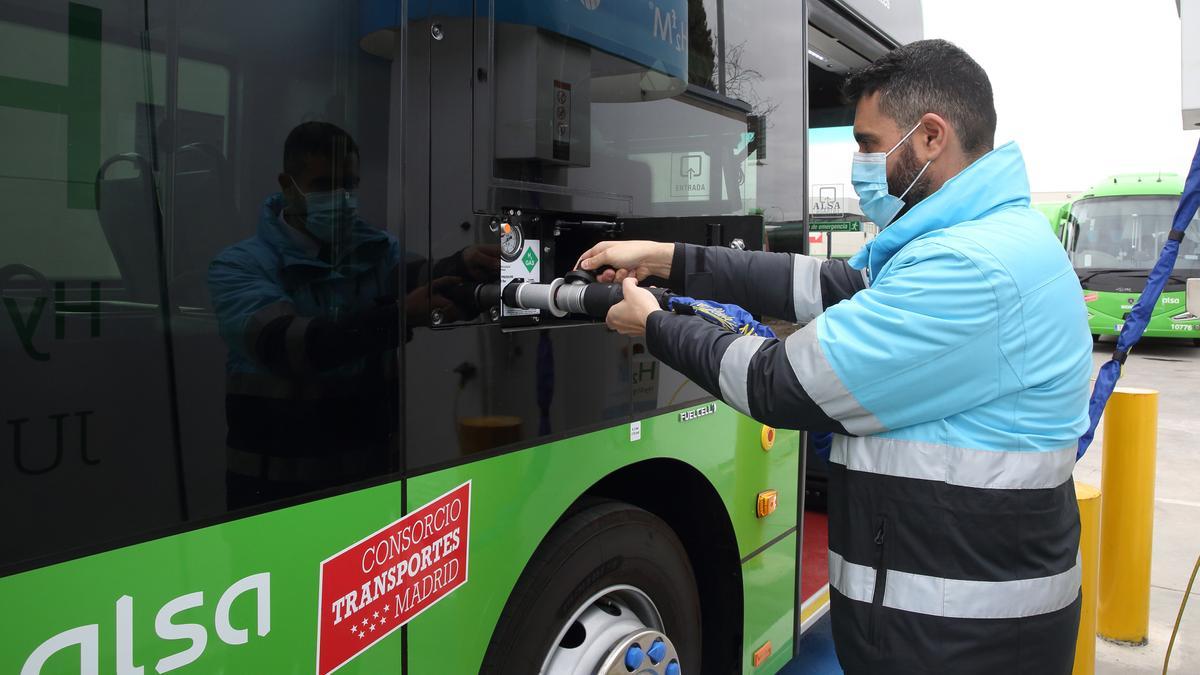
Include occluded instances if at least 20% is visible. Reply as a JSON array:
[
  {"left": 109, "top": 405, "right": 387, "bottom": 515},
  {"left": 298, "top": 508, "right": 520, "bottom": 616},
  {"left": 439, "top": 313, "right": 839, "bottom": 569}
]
[
  {"left": 624, "top": 645, "right": 644, "bottom": 670},
  {"left": 647, "top": 638, "right": 667, "bottom": 664}
]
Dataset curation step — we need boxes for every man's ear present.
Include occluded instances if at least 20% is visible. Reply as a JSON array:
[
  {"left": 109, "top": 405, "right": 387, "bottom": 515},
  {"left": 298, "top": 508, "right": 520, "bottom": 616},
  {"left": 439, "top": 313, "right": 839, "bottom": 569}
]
[{"left": 917, "top": 113, "right": 952, "bottom": 162}]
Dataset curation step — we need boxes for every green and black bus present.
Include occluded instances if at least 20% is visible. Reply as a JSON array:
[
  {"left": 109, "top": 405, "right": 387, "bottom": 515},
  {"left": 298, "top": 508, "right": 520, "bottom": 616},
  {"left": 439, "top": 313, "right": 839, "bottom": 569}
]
[
  {"left": 0, "top": 1, "right": 922, "bottom": 672},
  {"left": 1060, "top": 173, "right": 1200, "bottom": 342}
]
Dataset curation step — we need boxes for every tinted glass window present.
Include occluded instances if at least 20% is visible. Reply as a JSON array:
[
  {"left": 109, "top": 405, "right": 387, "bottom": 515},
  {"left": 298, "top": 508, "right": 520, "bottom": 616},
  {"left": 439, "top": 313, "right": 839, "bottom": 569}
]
[
  {"left": 723, "top": 0, "right": 808, "bottom": 224},
  {"left": 1069, "top": 196, "right": 1200, "bottom": 269},
  {"left": 1, "top": 0, "right": 403, "bottom": 573},
  {"left": 485, "top": 0, "right": 803, "bottom": 221}
]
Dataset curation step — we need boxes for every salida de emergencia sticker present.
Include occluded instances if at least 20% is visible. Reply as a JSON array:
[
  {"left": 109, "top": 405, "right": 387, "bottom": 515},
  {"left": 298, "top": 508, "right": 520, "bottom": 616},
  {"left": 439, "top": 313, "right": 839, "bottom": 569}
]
[{"left": 317, "top": 482, "right": 470, "bottom": 674}]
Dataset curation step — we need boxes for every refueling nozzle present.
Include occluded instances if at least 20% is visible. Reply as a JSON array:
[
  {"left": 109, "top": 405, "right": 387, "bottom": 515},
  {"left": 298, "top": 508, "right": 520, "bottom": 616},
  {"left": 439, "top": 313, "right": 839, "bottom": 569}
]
[{"left": 502, "top": 269, "right": 673, "bottom": 319}]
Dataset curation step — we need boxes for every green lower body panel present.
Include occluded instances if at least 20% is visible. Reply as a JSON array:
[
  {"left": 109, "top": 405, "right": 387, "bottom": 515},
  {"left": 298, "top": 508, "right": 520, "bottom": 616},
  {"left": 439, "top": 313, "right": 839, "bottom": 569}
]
[
  {"left": 407, "top": 405, "right": 799, "bottom": 674},
  {"left": 1, "top": 482, "right": 404, "bottom": 674},
  {"left": 741, "top": 532, "right": 798, "bottom": 673},
  {"left": 1, "top": 404, "right": 798, "bottom": 674},
  {"left": 1086, "top": 291, "right": 1198, "bottom": 339}
]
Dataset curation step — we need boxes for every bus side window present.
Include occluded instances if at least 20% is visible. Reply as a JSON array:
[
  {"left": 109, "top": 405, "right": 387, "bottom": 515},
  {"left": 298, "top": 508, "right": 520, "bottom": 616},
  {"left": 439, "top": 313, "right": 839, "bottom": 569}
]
[{"left": 0, "top": 3, "right": 185, "bottom": 572}]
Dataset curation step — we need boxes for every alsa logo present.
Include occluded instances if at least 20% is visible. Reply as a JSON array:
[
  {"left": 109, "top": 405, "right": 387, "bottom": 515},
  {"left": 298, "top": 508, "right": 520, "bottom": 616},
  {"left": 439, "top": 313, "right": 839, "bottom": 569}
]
[
  {"left": 21, "top": 573, "right": 270, "bottom": 675},
  {"left": 1162, "top": 296, "right": 1182, "bottom": 305}
]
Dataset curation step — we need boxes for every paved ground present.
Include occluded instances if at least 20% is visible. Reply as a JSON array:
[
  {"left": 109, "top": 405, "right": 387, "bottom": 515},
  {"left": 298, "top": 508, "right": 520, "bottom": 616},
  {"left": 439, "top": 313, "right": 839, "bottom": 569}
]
[{"left": 782, "top": 336, "right": 1200, "bottom": 674}]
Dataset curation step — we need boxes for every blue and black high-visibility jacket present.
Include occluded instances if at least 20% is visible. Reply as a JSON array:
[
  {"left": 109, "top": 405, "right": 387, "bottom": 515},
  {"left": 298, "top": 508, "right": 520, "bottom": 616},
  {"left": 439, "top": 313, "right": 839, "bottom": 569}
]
[
  {"left": 208, "top": 194, "right": 403, "bottom": 506},
  {"left": 648, "top": 142, "right": 1092, "bottom": 674}
]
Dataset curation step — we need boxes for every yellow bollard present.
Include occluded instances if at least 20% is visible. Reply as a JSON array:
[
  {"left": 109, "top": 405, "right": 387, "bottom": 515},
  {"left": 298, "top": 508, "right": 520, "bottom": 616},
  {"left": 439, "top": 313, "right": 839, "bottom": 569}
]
[
  {"left": 1097, "top": 387, "right": 1158, "bottom": 645},
  {"left": 1073, "top": 482, "right": 1101, "bottom": 675}
]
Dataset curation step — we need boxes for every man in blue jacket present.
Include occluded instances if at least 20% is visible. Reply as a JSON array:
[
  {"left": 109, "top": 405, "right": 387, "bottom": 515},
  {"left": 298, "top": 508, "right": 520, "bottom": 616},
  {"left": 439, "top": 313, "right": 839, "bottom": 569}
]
[
  {"left": 584, "top": 40, "right": 1092, "bottom": 674},
  {"left": 209, "top": 122, "right": 494, "bottom": 508}
]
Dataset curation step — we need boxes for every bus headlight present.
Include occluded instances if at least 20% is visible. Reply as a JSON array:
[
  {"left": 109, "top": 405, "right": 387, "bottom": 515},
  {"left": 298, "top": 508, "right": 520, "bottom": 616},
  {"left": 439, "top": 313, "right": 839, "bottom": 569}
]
[{"left": 1170, "top": 311, "right": 1199, "bottom": 321}]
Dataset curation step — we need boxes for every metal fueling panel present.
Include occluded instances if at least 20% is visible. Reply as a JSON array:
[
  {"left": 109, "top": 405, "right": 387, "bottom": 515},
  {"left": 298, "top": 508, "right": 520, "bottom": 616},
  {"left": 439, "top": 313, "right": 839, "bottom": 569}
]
[{"left": 495, "top": 24, "right": 592, "bottom": 166}]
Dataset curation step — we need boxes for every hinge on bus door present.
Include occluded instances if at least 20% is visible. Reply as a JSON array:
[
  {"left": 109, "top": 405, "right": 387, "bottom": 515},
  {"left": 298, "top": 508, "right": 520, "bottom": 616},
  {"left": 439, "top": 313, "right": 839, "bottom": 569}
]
[{"left": 706, "top": 222, "right": 722, "bottom": 246}]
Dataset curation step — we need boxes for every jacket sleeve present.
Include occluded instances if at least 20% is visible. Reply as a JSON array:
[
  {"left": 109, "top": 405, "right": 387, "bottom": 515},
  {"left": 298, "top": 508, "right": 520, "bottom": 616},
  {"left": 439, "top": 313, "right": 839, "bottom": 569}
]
[
  {"left": 645, "top": 311, "right": 851, "bottom": 433},
  {"left": 648, "top": 242, "right": 1007, "bottom": 434},
  {"left": 208, "top": 251, "right": 294, "bottom": 369},
  {"left": 666, "top": 243, "right": 867, "bottom": 323}
]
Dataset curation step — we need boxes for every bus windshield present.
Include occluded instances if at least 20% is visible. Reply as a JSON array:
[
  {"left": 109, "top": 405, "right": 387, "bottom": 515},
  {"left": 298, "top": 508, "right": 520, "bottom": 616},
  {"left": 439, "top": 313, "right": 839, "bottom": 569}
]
[{"left": 1069, "top": 195, "right": 1200, "bottom": 269}]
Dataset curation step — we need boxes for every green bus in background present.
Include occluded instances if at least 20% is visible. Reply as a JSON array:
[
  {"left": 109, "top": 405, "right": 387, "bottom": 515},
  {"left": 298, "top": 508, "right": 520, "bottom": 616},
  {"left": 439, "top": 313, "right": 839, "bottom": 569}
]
[
  {"left": 1060, "top": 173, "right": 1200, "bottom": 342},
  {"left": 1060, "top": 172, "right": 1200, "bottom": 341},
  {"left": 1034, "top": 201, "right": 1068, "bottom": 237},
  {"left": 0, "top": 1, "right": 925, "bottom": 673}
]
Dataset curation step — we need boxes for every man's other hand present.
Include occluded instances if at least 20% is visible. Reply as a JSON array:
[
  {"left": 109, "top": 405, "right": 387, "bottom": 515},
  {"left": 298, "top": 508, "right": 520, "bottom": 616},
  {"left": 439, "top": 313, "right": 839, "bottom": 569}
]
[
  {"left": 576, "top": 240, "right": 674, "bottom": 283},
  {"left": 462, "top": 244, "right": 501, "bottom": 282},
  {"left": 606, "top": 278, "right": 661, "bottom": 337}
]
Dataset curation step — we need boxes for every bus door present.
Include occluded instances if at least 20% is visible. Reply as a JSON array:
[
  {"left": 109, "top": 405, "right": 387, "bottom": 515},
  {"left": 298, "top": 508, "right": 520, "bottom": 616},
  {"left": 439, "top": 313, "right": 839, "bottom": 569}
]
[
  {"left": 798, "top": 0, "right": 924, "bottom": 635},
  {"left": 394, "top": 1, "right": 800, "bottom": 471},
  {"left": 391, "top": 2, "right": 811, "bottom": 667}
]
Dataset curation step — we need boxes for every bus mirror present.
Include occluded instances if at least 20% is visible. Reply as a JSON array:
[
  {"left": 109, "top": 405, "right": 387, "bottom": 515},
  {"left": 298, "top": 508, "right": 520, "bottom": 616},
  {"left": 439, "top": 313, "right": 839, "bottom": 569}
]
[{"left": 1187, "top": 278, "right": 1200, "bottom": 317}]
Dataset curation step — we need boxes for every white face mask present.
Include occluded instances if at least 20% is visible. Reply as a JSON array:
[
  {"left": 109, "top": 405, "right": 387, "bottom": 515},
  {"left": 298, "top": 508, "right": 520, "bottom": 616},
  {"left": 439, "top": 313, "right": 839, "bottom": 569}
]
[
  {"left": 288, "top": 177, "right": 358, "bottom": 243},
  {"left": 850, "top": 122, "right": 932, "bottom": 228}
]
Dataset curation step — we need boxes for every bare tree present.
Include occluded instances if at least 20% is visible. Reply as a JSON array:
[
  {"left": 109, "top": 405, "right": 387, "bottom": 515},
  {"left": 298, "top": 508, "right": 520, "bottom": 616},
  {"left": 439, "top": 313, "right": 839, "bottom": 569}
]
[{"left": 724, "top": 40, "right": 780, "bottom": 120}]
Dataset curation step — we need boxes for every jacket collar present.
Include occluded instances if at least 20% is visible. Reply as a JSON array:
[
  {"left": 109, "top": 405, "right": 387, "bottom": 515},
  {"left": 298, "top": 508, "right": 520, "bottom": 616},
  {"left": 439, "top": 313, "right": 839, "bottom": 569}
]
[{"left": 849, "top": 141, "right": 1033, "bottom": 279}]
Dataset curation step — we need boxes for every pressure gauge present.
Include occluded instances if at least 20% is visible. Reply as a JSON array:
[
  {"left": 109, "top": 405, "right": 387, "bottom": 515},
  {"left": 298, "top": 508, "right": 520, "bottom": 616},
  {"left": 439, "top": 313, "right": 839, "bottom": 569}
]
[{"left": 500, "top": 220, "right": 524, "bottom": 261}]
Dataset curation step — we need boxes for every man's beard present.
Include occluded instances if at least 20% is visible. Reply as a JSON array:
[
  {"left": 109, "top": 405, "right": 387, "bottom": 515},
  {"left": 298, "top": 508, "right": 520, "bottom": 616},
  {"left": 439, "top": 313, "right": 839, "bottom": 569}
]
[{"left": 887, "top": 142, "right": 933, "bottom": 221}]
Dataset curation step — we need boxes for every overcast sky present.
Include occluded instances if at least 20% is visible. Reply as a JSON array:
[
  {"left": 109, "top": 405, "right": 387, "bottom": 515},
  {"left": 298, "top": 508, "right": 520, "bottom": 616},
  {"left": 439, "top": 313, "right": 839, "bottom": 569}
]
[{"left": 922, "top": 0, "right": 1198, "bottom": 193}]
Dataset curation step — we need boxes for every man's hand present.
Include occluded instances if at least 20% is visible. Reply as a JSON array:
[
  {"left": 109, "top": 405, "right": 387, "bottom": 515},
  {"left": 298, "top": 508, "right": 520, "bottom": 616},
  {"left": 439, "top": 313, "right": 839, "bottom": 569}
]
[
  {"left": 461, "top": 244, "right": 501, "bottom": 282},
  {"left": 405, "top": 276, "right": 462, "bottom": 326},
  {"left": 605, "top": 277, "right": 662, "bottom": 337},
  {"left": 576, "top": 240, "right": 674, "bottom": 283}
]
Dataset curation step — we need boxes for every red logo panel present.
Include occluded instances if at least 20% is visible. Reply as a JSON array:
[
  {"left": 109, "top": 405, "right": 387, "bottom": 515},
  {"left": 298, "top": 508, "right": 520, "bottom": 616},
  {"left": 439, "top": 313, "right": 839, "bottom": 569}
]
[{"left": 317, "top": 482, "right": 470, "bottom": 674}]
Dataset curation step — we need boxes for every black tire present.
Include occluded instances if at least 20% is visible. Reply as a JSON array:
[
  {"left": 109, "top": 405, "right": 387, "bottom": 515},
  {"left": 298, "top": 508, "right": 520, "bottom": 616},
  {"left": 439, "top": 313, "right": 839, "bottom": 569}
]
[{"left": 480, "top": 500, "right": 702, "bottom": 674}]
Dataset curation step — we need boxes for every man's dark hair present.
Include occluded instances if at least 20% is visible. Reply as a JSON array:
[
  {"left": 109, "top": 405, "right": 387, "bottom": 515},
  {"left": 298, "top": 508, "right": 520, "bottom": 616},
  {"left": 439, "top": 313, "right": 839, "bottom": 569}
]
[
  {"left": 842, "top": 39, "right": 996, "bottom": 157},
  {"left": 283, "top": 121, "right": 359, "bottom": 177}
]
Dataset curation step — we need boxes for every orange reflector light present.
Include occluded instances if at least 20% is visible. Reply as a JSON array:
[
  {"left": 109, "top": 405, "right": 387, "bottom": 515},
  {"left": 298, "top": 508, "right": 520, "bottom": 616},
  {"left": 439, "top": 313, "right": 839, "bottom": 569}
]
[
  {"left": 501, "top": 222, "right": 511, "bottom": 234},
  {"left": 761, "top": 425, "right": 776, "bottom": 451},
  {"left": 756, "top": 490, "right": 778, "bottom": 518},
  {"left": 753, "top": 641, "right": 772, "bottom": 667}
]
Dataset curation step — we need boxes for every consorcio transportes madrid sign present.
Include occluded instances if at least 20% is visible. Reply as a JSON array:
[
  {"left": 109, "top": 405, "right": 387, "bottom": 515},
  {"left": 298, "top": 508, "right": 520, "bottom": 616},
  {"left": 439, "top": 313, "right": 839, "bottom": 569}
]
[{"left": 317, "top": 482, "right": 470, "bottom": 674}]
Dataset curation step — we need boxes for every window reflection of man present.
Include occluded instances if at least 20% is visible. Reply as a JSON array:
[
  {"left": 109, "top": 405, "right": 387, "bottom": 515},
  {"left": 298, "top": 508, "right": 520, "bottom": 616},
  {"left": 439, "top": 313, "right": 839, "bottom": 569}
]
[
  {"left": 208, "top": 122, "right": 497, "bottom": 509},
  {"left": 207, "top": 122, "right": 404, "bottom": 508}
]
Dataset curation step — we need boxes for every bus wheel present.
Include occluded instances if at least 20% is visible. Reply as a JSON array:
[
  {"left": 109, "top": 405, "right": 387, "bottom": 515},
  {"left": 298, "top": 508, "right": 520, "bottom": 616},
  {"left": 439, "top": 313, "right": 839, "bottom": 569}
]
[{"left": 480, "top": 501, "right": 701, "bottom": 674}]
